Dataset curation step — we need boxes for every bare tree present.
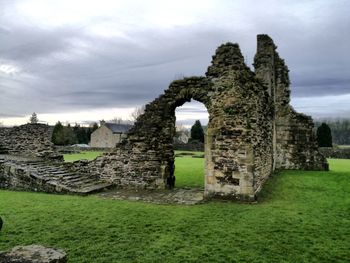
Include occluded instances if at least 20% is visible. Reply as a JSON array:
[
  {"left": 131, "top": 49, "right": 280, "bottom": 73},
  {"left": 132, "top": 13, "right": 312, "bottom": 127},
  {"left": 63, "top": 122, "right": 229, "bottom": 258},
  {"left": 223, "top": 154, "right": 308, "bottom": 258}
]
[
  {"left": 175, "top": 124, "right": 190, "bottom": 143},
  {"left": 109, "top": 117, "right": 134, "bottom": 125},
  {"left": 130, "top": 105, "right": 145, "bottom": 121},
  {"left": 176, "top": 123, "right": 187, "bottom": 132},
  {"left": 110, "top": 117, "right": 123, "bottom": 124}
]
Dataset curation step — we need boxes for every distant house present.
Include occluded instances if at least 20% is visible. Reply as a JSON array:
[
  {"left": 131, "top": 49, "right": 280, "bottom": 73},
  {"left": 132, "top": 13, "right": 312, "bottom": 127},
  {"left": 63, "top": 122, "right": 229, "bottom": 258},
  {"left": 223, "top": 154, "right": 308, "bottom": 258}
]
[{"left": 90, "top": 121, "right": 133, "bottom": 148}]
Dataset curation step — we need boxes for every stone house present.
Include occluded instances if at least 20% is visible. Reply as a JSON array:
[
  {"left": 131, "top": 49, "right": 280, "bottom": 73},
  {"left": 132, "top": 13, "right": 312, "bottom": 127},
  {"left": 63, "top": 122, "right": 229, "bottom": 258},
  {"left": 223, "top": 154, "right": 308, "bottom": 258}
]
[{"left": 90, "top": 121, "right": 132, "bottom": 148}]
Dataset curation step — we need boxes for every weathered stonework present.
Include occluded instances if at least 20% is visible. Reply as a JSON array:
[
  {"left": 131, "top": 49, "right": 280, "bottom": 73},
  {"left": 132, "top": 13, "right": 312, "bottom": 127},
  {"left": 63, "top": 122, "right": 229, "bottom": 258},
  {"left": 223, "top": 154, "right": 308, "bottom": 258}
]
[
  {"left": 0, "top": 245, "right": 67, "bottom": 263},
  {"left": 253, "top": 35, "right": 328, "bottom": 171},
  {"left": 319, "top": 147, "right": 350, "bottom": 159},
  {"left": 0, "top": 124, "right": 61, "bottom": 160},
  {"left": 75, "top": 34, "right": 327, "bottom": 201},
  {"left": 0, "top": 125, "right": 111, "bottom": 195},
  {"left": 0, "top": 155, "right": 112, "bottom": 194}
]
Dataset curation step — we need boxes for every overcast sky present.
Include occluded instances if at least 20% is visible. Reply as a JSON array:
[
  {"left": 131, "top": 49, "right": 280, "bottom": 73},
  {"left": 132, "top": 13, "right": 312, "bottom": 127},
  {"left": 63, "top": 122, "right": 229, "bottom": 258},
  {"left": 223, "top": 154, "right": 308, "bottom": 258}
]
[{"left": 0, "top": 0, "right": 349, "bottom": 126}]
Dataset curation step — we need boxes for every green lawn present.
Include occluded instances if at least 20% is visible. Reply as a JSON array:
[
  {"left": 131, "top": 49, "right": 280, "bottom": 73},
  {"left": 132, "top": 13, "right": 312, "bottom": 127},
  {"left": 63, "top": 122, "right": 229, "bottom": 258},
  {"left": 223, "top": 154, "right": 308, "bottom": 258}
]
[
  {"left": 175, "top": 152, "right": 205, "bottom": 188},
  {"left": 338, "top": 145, "right": 350, "bottom": 149},
  {"left": 63, "top": 151, "right": 104, "bottom": 162},
  {"left": 0, "top": 159, "right": 349, "bottom": 262}
]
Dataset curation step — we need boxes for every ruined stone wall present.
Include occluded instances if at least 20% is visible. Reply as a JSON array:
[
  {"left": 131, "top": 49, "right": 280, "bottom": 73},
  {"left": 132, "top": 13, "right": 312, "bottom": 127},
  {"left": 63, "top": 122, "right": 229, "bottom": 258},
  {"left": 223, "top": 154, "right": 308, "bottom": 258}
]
[
  {"left": 0, "top": 157, "right": 59, "bottom": 193},
  {"left": 81, "top": 43, "right": 275, "bottom": 200},
  {"left": 84, "top": 35, "right": 326, "bottom": 200},
  {"left": 204, "top": 43, "right": 274, "bottom": 199},
  {"left": 0, "top": 124, "right": 61, "bottom": 160},
  {"left": 0, "top": 128, "right": 11, "bottom": 154},
  {"left": 0, "top": 155, "right": 111, "bottom": 194},
  {"left": 254, "top": 34, "right": 328, "bottom": 171},
  {"left": 87, "top": 77, "right": 212, "bottom": 189},
  {"left": 275, "top": 109, "right": 327, "bottom": 170},
  {"left": 319, "top": 147, "right": 350, "bottom": 159}
]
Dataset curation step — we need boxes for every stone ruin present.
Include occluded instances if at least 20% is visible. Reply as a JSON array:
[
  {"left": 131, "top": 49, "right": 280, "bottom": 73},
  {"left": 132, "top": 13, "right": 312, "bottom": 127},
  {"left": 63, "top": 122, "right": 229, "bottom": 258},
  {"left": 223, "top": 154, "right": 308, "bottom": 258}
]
[
  {"left": 0, "top": 34, "right": 328, "bottom": 201},
  {"left": 0, "top": 245, "right": 67, "bottom": 263},
  {"left": 0, "top": 124, "right": 111, "bottom": 194},
  {"left": 0, "top": 124, "right": 60, "bottom": 160}
]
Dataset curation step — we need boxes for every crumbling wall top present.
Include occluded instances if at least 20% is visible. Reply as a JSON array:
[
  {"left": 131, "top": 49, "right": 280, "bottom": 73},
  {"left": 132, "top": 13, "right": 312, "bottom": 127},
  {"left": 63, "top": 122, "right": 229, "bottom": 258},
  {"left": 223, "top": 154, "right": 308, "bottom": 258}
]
[{"left": 206, "top": 43, "right": 249, "bottom": 78}]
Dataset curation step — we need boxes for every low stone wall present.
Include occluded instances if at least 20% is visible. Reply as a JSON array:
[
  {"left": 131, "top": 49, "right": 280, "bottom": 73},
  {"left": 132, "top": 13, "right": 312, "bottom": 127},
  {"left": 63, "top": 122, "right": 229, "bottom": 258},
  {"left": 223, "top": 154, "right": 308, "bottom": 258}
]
[
  {"left": 275, "top": 108, "right": 328, "bottom": 170},
  {"left": 0, "top": 155, "right": 111, "bottom": 195},
  {"left": 319, "top": 147, "right": 350, "bottom": 159},
  {"left": 55, "top": 146, "right": 111, "bottom": 154},
  {"left": 174, "top": 141, "right": 204, "bottom": 152},
  {"left": 0, "top": 156, "right": 64, "bottom": 193}
]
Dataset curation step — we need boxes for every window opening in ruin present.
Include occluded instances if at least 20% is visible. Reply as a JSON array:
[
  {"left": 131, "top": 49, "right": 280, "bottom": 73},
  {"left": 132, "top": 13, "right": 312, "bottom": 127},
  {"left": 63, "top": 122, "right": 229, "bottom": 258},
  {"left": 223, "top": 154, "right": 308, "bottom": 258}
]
[{"left": 174, "top": 100, "right": 209, "bottom": 189}]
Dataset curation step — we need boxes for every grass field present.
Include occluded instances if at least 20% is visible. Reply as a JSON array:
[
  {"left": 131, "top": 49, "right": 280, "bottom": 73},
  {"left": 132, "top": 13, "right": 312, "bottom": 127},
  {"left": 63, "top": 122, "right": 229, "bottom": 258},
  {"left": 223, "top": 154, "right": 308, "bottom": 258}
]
[
  {"left": 0, "top": 158, "right": 349, "bottom": 262},
  {"left": 64, "top": 151, "right": 104, "bottom": 162}
]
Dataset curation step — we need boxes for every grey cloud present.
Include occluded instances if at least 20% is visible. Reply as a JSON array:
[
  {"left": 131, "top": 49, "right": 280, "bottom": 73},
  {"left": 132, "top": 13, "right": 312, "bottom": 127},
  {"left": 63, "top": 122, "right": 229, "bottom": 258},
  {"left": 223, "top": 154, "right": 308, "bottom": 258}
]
[
  {"left": 291, "top": 77, "right": 350, "bottom": 97},
  {"left": 0, "top": 26, "right": 228, "bottom": 115},
  {"left": 0, "top": 0, "right": 349, "bottom": 120},
  {"left": 0, "top": 113, "right": 24, "bottom": 118},
  {"left": 176, "top": 107, "right": 208, "bottom": 114},
  {"left": 0, "top": 26, "right": 84, "bottom": 63},
  {"left": 176, "top": 118, "right": 209, "bottom": 127}
]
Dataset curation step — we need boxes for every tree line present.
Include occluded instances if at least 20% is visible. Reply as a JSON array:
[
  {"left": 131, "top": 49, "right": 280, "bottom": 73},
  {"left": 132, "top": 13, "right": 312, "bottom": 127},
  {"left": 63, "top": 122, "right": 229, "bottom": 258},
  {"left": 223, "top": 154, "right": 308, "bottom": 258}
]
[
  {"left": 51, "top": 122, "right": 98, "bottom": 146},
  {"left": 315, "top": 119, "right": 350, "bottom": 145},
  {"left": 174, "top": 120, "right": 206, "bottom": 144},
  {"left": 51, "top": 119, "right": 206, "bottom": 146}
]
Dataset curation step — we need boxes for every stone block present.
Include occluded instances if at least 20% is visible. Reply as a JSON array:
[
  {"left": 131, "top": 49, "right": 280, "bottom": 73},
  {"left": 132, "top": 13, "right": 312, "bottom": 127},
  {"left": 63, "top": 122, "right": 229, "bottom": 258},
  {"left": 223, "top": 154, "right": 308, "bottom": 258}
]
[{"left": 0, "top": 245, "right": 67, "bottom": 263}]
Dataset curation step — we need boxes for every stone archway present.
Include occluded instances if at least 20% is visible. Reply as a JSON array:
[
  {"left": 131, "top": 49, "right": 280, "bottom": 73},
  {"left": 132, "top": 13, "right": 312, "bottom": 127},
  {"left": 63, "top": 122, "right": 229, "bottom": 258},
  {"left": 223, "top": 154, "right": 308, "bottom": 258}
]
[
  {"left": 173, "top": 100, "right": 209, "bottom": 188},
  {"left": 91, "top": 62, "right": 275, "bottom": 200},
  {"left": 128, "top": 76, "right": 214, "bottom": 191},
  {"left": 165, "top": 87, "right": 212, "bottom": 190},
  {"left": 86, "top": 34, "right": 328, "bottom": 201}
]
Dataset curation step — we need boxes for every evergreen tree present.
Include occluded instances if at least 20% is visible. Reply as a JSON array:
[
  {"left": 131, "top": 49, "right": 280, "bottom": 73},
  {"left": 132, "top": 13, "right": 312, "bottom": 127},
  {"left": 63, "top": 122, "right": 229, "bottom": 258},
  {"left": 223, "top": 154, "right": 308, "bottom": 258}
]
[
  {"left": 51, "top": 121, "right": 77, "bottom": 145},
  {"left": 65, "top": 124, "right": 77, "bottom": 145},
  {"left": 190, "top": 120, "right": 205, "bottom": 143},
  {"left": 29, "top": 112, "right": 38, "bottom": 124},
  {"left": 317, "top": 123, "right": 332, "bottom": 147},
  {"left": 73, "top": 123, "right": 86, "bottom": 144},
  {"left": 92, "top": 122, "right": 99, "bottom": 132},
  {"left": 78, "top": 127, "right": 88, "bottom": 144},
  {"left": 86, "top": 127, "right": 93, "bottom": 143},
  {"left": 73, "top": 123, "right": 80, "bottom": 136},
  {"left": 52, "top": 121, "right": 64, "bottom": 145}
]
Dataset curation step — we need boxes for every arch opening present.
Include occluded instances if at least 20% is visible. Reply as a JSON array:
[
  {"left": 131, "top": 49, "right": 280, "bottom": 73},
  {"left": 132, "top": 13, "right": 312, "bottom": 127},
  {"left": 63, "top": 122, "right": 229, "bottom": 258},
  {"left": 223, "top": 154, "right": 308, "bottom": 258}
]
[{"left": 166, "top": 99, "right": 210, "bottom": 190}]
